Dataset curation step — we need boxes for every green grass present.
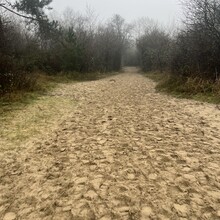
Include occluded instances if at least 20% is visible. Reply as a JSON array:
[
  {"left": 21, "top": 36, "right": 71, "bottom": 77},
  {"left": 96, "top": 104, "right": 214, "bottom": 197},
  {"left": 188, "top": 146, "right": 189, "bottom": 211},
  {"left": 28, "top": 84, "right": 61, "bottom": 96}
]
[{"left": 143, "top": 71, "right": 220, "bottom": 104}]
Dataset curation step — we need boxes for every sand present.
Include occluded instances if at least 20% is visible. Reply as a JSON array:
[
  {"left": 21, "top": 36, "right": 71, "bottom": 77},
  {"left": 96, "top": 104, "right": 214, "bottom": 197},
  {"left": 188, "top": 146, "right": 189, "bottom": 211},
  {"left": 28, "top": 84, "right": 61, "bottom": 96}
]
[{"left": 0, "top": 67, "right": 220, "bottom": 219}]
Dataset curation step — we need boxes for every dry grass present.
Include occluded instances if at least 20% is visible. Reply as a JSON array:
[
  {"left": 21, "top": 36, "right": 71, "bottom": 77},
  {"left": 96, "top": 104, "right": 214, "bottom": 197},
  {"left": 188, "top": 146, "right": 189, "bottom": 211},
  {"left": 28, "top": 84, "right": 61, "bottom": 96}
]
[
  {"left": 0, "top": 72, "right": 76, "bottom": 151},
  {"left": 0, "top": 71, "right": 119, "bottom": 152},
  {"left": 0, "top": 71, "right": 107, "bottom": 113},
  {"left": 143, "top": 71, "right": 220, "bottom": 104},
  {"left": 0, "top": 84, "right": 75, "bottom": 151}
]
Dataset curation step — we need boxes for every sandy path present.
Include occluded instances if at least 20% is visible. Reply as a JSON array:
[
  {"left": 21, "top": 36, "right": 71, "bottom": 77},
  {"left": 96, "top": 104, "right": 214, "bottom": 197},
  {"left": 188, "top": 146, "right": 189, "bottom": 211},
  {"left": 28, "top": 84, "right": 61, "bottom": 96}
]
[{"left": 0, "top": 67, "right": 220, "bottom": 220}]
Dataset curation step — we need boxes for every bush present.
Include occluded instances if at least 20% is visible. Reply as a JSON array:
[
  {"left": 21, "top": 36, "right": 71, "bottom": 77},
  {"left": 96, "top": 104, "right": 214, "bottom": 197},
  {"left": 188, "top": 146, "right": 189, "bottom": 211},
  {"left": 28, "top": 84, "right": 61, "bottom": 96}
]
[
  {"left": 0, "top": 54, "right": 38, "bottom": 94},
  {"left": 170, "top": 0, "right": 220, "bottom": 80},
  {"left": 156, "top": 74, "right": 220, "bottom": 102}
]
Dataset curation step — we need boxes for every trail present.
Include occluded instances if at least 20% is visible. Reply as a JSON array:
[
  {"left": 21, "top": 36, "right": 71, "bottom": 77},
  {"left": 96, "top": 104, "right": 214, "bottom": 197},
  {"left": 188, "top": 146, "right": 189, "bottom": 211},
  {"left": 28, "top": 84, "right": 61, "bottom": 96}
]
[{"left": 0, "top": 67, "right": 220, "bottom": 220}]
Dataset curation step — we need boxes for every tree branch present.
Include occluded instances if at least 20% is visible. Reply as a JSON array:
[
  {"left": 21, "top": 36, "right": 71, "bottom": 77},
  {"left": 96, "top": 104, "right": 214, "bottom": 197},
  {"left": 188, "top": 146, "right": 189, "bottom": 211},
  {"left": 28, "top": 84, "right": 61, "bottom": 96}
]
[{"left": 0, "top": 3, "right": 38, "bottom": 21}]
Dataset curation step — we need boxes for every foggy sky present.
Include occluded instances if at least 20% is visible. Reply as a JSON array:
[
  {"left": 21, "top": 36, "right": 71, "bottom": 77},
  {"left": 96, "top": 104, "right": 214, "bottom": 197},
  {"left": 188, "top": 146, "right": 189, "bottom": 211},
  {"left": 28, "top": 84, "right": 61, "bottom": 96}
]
[{"left": 51, "top": 0, "right": 183, "bottom": 24}]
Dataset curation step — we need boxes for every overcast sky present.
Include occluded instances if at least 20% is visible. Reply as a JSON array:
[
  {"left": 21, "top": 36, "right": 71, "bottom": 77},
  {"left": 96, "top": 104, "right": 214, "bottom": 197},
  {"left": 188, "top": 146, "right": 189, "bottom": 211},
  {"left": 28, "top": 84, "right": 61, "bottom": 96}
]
[{"left": 51, "top": 0, "right": 183, "bottom": 25}]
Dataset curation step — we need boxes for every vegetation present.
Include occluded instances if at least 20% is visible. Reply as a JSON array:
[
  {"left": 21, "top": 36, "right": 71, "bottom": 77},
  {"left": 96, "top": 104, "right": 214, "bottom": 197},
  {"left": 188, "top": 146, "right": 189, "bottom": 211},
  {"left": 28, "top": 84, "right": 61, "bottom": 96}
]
[
  {"left": 136, "top": 0, "right": 220, "bottom": 102},
  {"left": 143, "top": 71, "right": 220, "bottom": 103},
  {"left": 0, "top": 0, "right": 130, "bottom": 98},
  {"left": 1, "top": 0, "right": 220, "bottom": 104}
]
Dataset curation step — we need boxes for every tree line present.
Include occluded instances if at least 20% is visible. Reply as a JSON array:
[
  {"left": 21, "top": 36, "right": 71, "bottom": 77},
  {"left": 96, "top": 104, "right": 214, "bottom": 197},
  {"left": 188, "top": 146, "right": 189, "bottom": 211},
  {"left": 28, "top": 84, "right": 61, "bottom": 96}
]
[
  {"left": 0, "top": 0, "right": 131, "bottom": 94},
  {"left": 1, "top": 0, "right": 220, "bottom": 96},
  {"left": 136, "top": 0, "right": 220, "bottom": 83}
]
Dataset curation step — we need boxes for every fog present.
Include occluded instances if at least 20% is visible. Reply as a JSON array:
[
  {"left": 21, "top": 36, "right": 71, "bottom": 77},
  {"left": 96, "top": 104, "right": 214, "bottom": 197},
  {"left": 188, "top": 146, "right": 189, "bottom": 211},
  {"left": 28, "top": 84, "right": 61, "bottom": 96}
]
[{"left": 51, "top": 0, "right": 183, "bottom": 24}]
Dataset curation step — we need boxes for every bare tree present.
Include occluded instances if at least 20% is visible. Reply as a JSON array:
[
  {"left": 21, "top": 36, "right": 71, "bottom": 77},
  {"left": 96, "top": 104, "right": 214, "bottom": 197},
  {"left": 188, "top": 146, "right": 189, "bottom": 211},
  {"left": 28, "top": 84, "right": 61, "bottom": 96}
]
[
  {"left": 136, "top": 24, "right": 171, "bottom": 72},
  {"left": 172, "top": 0, "right": 220, "bottom": 79}
]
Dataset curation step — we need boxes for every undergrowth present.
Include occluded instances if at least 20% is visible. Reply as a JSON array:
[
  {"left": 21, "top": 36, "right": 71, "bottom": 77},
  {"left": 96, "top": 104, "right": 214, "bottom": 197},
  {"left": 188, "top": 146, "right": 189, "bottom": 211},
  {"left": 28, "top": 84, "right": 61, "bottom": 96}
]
[
  {"left": 0, "top": 71, "right": 113, "bottom": 115},
  {"left": 144, "top": 71, "right": 220, "bottom": 104}
]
